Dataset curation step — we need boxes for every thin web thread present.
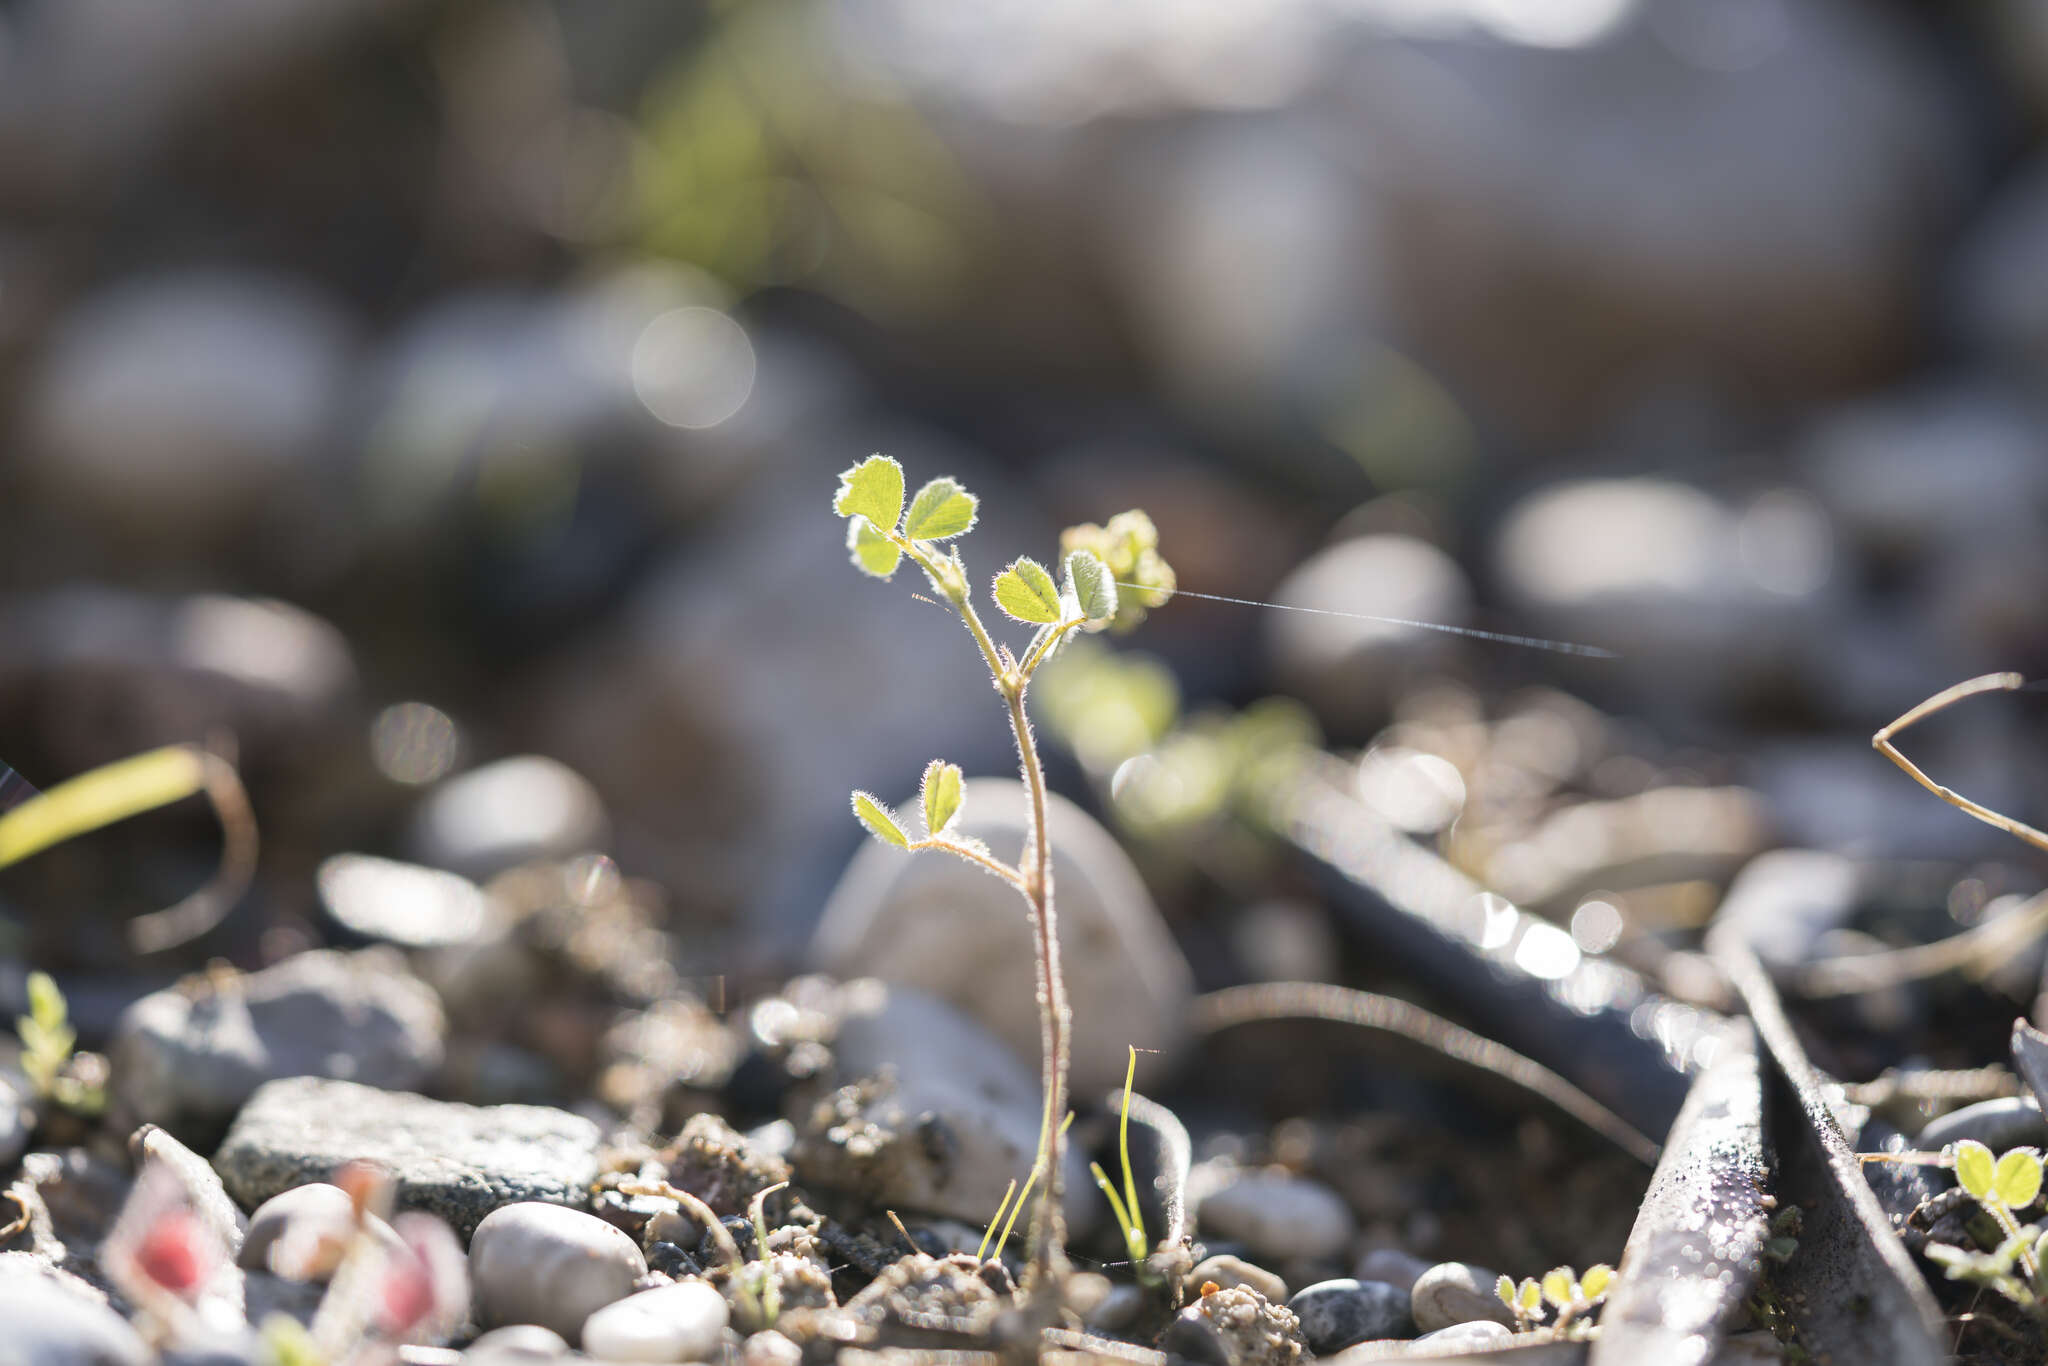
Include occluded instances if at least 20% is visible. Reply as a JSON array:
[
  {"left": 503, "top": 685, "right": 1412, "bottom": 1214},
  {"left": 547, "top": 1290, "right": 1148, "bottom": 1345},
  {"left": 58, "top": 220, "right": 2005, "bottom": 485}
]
[
  {"left": 0, "top": 763, "right": 37, "bottom": 814},
  {"left": 1119, "top": 582, "right": 1618, "bottom": 659}
]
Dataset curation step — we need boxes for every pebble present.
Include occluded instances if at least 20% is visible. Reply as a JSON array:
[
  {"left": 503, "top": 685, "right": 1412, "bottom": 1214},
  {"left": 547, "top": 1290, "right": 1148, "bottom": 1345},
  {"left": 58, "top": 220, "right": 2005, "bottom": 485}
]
[
  {"left": 406, "top": 756, "right": 610, "bottom": 881},
  {"left": 238, "top": 1183, "right": 357, "bottom": 1277},
  {"left": 463, "top": 1325, "right": 569, "bottom": 1364},
  {"left": 1412, "top": 1319, "right": 1512, "bottom": 1350},
  {"left": 1409, "top": 1262, "right": 1515, "bottom": 1333},
  {"left": 811, "top": 778, "right": 1192, "bottom": 1099},
  {"left": 1918, "top": 1097, "right": 2048, "bottom": 1153},
  {"left": 470, "top": 1202, "right": 647, "bottom": 1341},
  {"left": 1189, "top": 1253, "right": 1288, "bottom": 1304},
  {"left": 1266, "top": 534, "right": 1471, "bottom": 733},
  {"left": 316, "top": 855, "right": 493, "bottom": 950},
  {"left": 741, "top": 1330, "right": 803, "bottom": 1366},
  {"left": 213, "top": 1077, "right": 602, "bottom": 1240},
  {"left": 580, "top": 1280, "right": 729, "bottom": 1362},
  {"left": 113, "top": 948, "right": 445, "bottom": 1139},
  {"left": 1195, "top": 1172, "right": 1354, "bottom": 1262},
  {"left": 0, "top": 1258, "right": 151, "bottom": 1366},
  {"left": 0, "top": 1075, "right": 31, "bottom": 1169},
  {"left": 1353, "top": 1247, "right": 1430, "bottom": 1294},
  {"left": 1158, "top": 1284, "right": 1307, "bottom": 1366},
  {"left": 793, "top": 983, "right": 1092, "bottom": 1228},
  {"left": 1286, "top": 1279, "right": 1412, "bottom": 1353}
]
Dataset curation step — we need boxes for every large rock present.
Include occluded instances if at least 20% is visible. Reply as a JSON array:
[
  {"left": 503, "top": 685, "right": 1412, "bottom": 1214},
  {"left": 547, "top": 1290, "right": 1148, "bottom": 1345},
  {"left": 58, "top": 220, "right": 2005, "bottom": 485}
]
[
  {"left": 213, "top": 1077, "right": 602, "bottom": 1239},
  {"left": 811, "top": 779, "right": 1191, "bottom": 1098},
  {"left": 113, "top": 949, "right": 445, "bottom": 1140}
]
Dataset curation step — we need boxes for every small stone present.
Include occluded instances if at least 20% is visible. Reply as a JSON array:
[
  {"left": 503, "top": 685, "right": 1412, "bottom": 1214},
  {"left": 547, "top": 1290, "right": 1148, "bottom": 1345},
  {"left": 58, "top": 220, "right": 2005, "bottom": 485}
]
[
  {"left": 1189, "top": 1254, "right": 1288, "bottom": 1304},
  {"left": 317, "top": 855, "right": 492, "bottom": 949},
  {"left": 1195, "top": 1172, "right": 1354, "bottom": 1262},
  {"left": 471, "top": 1203, "right": 647, "bottom": 1341},
  {"left": 580, "top": 1280, "right": 729, "bottom": 1362},
  {"left": 741, "top": 1330, "right": 803, "bottom": 1366},
  {"left": 812, "top": 779, "right": 1191, "bottom": 1099},
  {"left": 0, "top": 1258, "right": 151, "bottom": 1366},
  {"left": 407, "top": 756, "right": 608, "bottom": 881},
  {"left": 1412, "top": 1320, "right": 1512, "bottom": 1350},
  {"left": 1353, "top": 1248, "right": 1430, "bottom": 1294},
  {"left": 135, "top": 1125, "right": 247, "bottom": 1257},
  {"left": 1917, "top": 1097, "right": 2048, "bottom": 1154},
  {"left": 1286, "top": 1279, "right": 1412, "bottom": 1352},
  {"left": 1158, "top": 1285, "right": 1307, "bottom": 1366},
  {"left": 238, "top": 1184, "right": 356, "bottom": 1276},
  {"left": 464, "top": 1324, "right": 569, "bottom": 1364},
  {"left": 114, "top": 949, "right": 445, "bottom": 1140},
  {"left": 0, "top": 1074, "right": 32, "bottom": 1168},
  {"left": 213, "top": 1077, "right": 602, "bottom": 1240},
  {"left": 1409, "top": 1262, "right": 1515, "bottom": 1333}
]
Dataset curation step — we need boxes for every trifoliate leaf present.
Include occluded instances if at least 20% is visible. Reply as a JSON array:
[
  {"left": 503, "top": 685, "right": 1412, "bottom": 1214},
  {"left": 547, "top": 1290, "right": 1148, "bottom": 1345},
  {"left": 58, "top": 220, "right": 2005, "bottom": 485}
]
[
  {"left": 903, "top": 478, "right": 978, "bottom": 541},
  {"left": 1495, "top": 1275, "right": 1516, "bottom": 1309},
  {"left": 921, "top": 760, "right": 964, "bottom": 835},
  {"left": 1995, "top": 1149, "right": 2043, "bottom": 1209},
  {"left": 993, "top": 558, "right": 1062, "bottom": 624},
  {"left": 834, "top": 455, "right": 905, "bottom": 534},
  {"left": 1064, "top": 549, "right": 1116, "bottom": 623},
  {"left": 1956, "top": 1140, "right": 1997, "bottom": 1201},
  {"left": 847, "top": 517, "right": 903, "bottom": 579},
  {"left": 1541, "top": 1268, "right": 1573, "bottom": 1308},
  {"left": 850, "top": 791, "right": 909, "bottom": 849},
  {"left": 1578, "top": 1265, "right": 1613, "bottom": 1301}
]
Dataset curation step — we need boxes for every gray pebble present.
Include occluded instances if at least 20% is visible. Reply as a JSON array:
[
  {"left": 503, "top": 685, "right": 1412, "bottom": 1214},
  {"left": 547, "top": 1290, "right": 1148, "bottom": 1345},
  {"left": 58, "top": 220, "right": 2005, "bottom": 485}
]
[
  {"left": 1918, "top": 1096, "right": 2048, "bottom": 1154},
  {"left": 114, "top": 949, "right": 445, "bottom": 1139},
  {"left": 463, "top": 1324, "right": 569, "bottom": 1365},
  {"left": 408, "top": 756, "right": 608, "bottom": 881},
  {"left": 581, "top": 1281, "right": 730, "bottom": 1362},
  {"left": 0, "top": 1074, "right": 31, "bottom": 1169},
  {"left": 1287, "top": 1279, "right": 1412, "bottom": 1353},
  {"left": 1189, "top": 1253, "right": 1288, "bottom": 1304},
  {"left": 1414, "top": 1320, "right": 1512, "bottom": 1350},
  {"left": 1410, "top": 1261, "right": 1515, "bottom": 1333},
  {"left": 741, "top": 1330, "right": 803, "bottom": 1366},
  {"left": 239, "top": 1184, "right": 360, "bottom": 1276},
  {"left": 470, "top": 1203, "right": 646, "bottom": 1341},
  {"left": 1353, "top": 1247, "right": 1430, "bottom": 1294},
  {"left": 1196, "top": 1172, "right": 1354, "bottom": 1261},
  {"left": 317, "top": 855, "right": 492, "bottom": 950},
  {"left": 213, "top": 1077, "right": 601, "bottom": 1240}
]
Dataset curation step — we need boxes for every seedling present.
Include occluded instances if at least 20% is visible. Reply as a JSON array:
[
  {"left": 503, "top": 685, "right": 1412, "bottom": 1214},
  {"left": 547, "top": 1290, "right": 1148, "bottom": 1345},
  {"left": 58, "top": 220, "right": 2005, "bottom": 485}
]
[
  {"left": 833, "top": 454, "right": 1173, "bottom": 1292},
  {"left": 1089, "top": 1046, "right": 1150, "bottom": 1271},
  {"left": 15, "top": 970, "right": 104, "bottom": 1116},
  {"left": 1495, "top": 1263, "right": 1614, "bottom": 1339},
  {"left": 1912, "top": 1142, "right": 2048, "bottom": 1316}
]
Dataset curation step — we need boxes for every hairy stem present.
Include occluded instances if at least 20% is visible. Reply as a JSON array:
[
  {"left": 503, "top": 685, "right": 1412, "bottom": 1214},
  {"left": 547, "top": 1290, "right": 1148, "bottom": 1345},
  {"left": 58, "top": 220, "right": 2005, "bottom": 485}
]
[{"left": 1007, "top": 681, "right": 1069, "bottom": 1291}]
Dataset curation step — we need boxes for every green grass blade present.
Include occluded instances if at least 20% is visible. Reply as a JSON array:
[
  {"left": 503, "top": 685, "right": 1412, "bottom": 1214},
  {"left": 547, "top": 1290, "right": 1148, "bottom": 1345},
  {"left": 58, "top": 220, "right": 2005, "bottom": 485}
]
[{"left": 0, "top": 746, "right": 208, "bottom": 870}]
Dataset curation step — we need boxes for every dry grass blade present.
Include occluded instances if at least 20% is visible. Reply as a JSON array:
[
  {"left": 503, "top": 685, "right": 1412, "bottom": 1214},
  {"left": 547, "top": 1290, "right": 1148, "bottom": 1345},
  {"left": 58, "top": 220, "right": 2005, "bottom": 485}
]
[{"left": 1873, "top": 672, "right": 2048, "bottom": 855}]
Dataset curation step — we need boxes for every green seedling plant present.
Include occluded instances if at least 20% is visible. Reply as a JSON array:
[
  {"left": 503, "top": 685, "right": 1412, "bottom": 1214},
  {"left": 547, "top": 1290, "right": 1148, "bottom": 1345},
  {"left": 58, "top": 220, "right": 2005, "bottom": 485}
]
[
  {"left": 1089, "top": 1047, "right": 1151, "bottom": 1275},
  {"left": 1920, "top": 1141, "right": 2048, "bottom": 1317},
  {"left": 1495, "top": 1264, "right": 1614, "bottom": 1340},
  {"left": 833, "top": 454, "right": 1173, "bottom": 1293},
  {"left": 15, "top": 970, "right": 104, "bottom": 1116}
]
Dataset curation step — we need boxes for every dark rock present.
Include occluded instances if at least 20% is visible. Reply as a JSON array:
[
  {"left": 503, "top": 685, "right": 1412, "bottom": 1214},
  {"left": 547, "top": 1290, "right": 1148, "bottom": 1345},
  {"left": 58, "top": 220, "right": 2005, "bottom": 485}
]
[
  {"left": 1158, "top": 1285, "right": 1307, "bottom": 1366},
  {"left": 1286, "top": 1279, "right": 1412, "bottom": 1353},
  {"left": 2013, "top": 1019, "right": 2048, "bottom": 1116},
  {"left": 1916, "top": 1096, "right": 2048, "bottom": 1155},
  {"left": 212, "top": 1076, "right": 602, "bottom": 1239}
]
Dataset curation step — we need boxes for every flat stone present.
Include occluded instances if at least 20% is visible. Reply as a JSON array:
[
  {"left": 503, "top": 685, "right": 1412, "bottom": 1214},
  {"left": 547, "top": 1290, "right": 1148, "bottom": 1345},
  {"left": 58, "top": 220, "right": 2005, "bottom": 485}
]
[
  {"left": 1286, "top": 1279, "right": 1412, "bottom": 1353},
  {"left": 213, "top": 1077, "right": 601, "bottom": 1240},
  {"left": 113, "top": 949, "right": 445, "bottom": 1141},
  {"left": 581, "top": 1280, "right": 729, "bottom": 1362},
  {"left": 464, "top": 1325, "right": 570, "bottom": 1365},
  {"left": 1916, "top": 1097, "right": 2048, "bottom": 1154},
  {"left": 316, "top": 855, "right": 493, "bottom": 949},
  {"left": 1412, "top": 1319, "right": 1512, "bottom": 1350},
  {"left": 1409, "top": 1261, "right": 1515, "bottom": 1333},
  {"left": 811, "top": 779, "right": 1192, "bottom": 1099},
  {"left": 1195, "top": 1171, "right": 1354, "bottom": 1262},
  {"left": 471, "top": 1203, "right": 646, "bottom": 1341}
]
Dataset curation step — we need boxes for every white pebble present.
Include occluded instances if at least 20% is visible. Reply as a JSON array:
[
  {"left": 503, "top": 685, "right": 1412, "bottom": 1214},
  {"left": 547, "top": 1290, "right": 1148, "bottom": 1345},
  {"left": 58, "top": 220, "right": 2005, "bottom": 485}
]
[
  {"left": 469, "top": 1202, "right": 646, "bottom": 1341},
  {"left": 581, "top": 1281, "right": 730, "bottom": 1363},
  {"left": 1196, "top": 1172, "right": 1354, "bottom": 1261},
  {"left": 1409, "top": 1262, "right": 1515, "bottom": 1333}
]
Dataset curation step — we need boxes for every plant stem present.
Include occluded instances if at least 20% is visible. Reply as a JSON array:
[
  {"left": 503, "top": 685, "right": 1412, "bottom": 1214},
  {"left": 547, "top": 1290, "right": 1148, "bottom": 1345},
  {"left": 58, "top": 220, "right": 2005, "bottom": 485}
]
[{"left": 1006, "top": 680, "right": 1069, "bottom": 1292}]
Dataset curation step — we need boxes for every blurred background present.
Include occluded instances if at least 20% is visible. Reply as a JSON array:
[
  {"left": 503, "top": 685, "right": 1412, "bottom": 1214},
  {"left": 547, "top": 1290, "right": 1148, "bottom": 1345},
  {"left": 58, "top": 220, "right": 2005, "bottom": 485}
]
[{"left": 2, "top": 0, "right": 2046, "bottom": 1005}]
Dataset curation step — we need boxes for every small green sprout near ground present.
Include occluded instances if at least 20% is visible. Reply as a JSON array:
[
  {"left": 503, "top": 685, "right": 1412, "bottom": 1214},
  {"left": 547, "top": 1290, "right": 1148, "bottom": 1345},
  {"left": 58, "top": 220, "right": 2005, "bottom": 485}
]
[
  {"left": 1923, "top": 1141, "right": 2048, "bottom": 1317},
  {"left": 832, "top": 454, "right": 1173, "bottom": 1296},
  {"left": 1496, "top": 1264, "right": 1614, "bottom": 1339},
  {"left": 15, "top": 970, "right": 105, "bottom": 1116},
  {"left": 1089, "top": 1046, "right": 1150, "bottom": 1273}
]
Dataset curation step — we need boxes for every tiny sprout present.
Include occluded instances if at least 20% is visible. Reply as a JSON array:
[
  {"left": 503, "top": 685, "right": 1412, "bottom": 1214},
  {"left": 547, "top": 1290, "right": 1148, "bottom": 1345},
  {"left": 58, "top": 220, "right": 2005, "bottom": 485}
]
[
  {"left": 1497, "top": 1264, "right": 1613, "bottom": 1339},
  {"left": 833, "top": 455, "right": 1174, "bottom": 1297},
  {"left": 1937, "top": 1140, "right": 2048, "bottom": 1301}
]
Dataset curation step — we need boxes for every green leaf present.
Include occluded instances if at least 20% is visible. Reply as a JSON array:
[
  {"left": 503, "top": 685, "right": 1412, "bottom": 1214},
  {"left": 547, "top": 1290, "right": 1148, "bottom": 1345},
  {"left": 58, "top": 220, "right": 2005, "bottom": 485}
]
[
  {"left": 903, "top": 478, "right": 978, "bottom": 541},
  {"left": 27, "top": 971, "right": 64, "bottom": 1032},
  {"left": 921, "top": 760, "right": 964, "bottom": 835},
  {"left": 1495, "top": 1275, "right": 1517, "bottom": 1309},
  {"left": 1578, "top": 1265, "right": 1613, "bottom": 1301},
  {"left": 850, "top": 791, "right": 909, "bottom": 849},
  {"left": 847, "top": 516, "right": 903, "bottom": 579},
  {"left": 1517, "top": 1279, "right": 1542, "bottom": 1312},
  {"left": 833, "top": 455, "right": 905, "bottom": 534},
  {"left": 993, "top": 558, "right": 1062, "bottom": 624},
  {"left": 1995, "top": 1149, "right": 2044, "bottom": 1210},
  {"left": 1541, "top": 1268, "right": 1573, "bottom": 1308},
  {"left": 1064, "top": 549, "right": 1116, "bottom": 623},
  {"left": 1956, "top": 1140, "right": 1997, "bottom": 1201}
]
